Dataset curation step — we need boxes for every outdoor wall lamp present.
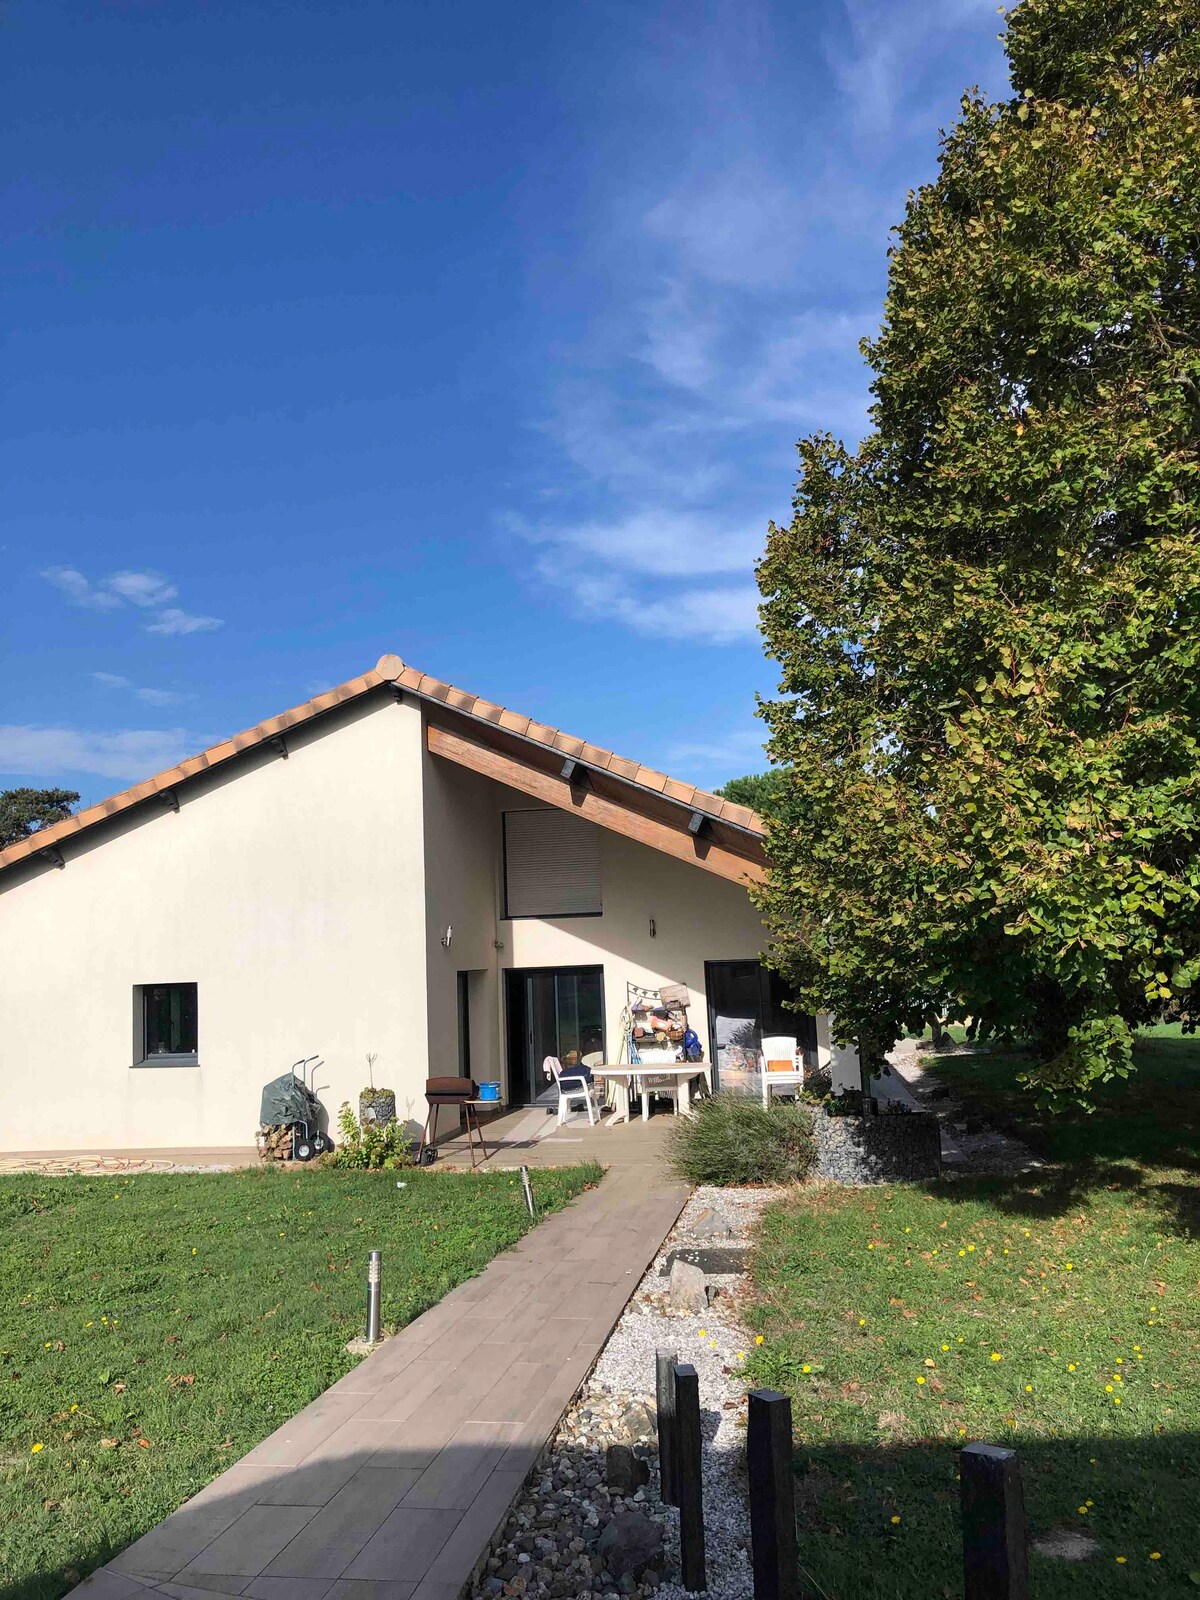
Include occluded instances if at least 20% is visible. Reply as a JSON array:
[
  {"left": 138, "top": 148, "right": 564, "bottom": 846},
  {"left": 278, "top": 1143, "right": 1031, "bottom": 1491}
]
[
  {"left": 649, "top": 917, "right": 657, "bottom": 938},
  {"left": 441, "top": 925, "right": 453, "bottom": 948}
]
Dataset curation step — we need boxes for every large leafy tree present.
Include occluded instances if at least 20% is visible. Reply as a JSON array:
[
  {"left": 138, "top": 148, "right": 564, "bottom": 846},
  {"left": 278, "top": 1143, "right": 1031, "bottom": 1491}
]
[
  {"left": 0, "top": 788, "right": 79, "bottom": 850},
  {"left": 757, "top": 0, "right": 1200, "bottom": 1103},
  {"left": 715, "top": 770, "right": 790, "bottom": 813}
]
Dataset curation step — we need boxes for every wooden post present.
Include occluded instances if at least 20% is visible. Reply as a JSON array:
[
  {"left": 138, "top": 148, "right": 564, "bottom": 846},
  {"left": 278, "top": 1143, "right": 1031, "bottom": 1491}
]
[
  {"left": 747, "top": 1390, "right": 798, "bottom": 1600},
  {"left": 673, "top": 1362, "right": 706, "bottom": 1591},
  {"left": 656, "top": 1348, "right": 679, "bottom": 1507},
  {"left": 960, "top": 1443, "right": 1028, "bottom": 1600}
]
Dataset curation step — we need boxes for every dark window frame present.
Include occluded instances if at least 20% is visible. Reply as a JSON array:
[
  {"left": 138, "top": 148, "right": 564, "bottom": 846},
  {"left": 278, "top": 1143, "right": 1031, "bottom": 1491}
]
[{"left": 132, "top": 982, "right": 199, "bottom": 1067}]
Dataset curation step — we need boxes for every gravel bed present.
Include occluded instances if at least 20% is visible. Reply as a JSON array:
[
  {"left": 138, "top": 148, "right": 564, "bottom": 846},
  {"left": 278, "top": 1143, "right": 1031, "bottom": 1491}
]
[{"left": 469, "top": 1187, "right": 771, "bottom": 1600}]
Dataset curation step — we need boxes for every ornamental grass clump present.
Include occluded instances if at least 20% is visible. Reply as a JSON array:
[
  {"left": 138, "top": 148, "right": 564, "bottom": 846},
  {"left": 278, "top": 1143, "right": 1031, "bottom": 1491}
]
[{"left": 668, "top": 1092, "right": 816, "bottom": 1186}]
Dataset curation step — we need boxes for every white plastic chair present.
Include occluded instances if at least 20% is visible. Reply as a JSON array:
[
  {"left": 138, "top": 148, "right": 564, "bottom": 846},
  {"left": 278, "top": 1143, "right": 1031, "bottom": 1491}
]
[
  {"left": 760, "top": 1035, "right": 803, "bottom": 1105},
  {"left": 635, "top": 1071, "right": 682, "bottom": 1119},
  {"left": 544, "top": 1055, "right": 601, "bottom": 1127}
]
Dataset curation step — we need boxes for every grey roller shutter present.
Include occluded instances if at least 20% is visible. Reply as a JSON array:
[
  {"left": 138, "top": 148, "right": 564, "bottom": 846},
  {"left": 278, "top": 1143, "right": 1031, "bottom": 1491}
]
[{"left": 504, "top": 809, "right": 602, "bottom": 917}]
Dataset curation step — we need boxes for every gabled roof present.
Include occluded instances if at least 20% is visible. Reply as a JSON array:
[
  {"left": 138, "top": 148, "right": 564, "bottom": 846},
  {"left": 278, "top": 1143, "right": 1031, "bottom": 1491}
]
[{"left": 0, "top": 654, "right": 764, "bottom": 874}]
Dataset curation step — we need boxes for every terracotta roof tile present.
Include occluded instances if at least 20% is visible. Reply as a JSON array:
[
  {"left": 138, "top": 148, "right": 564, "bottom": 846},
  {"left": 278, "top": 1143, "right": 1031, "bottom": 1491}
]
[{"left": 0, "top": 652, "right": 763, "bottom": 875}]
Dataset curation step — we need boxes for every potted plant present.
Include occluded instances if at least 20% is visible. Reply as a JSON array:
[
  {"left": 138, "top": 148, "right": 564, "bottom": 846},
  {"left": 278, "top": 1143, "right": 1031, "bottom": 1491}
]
[{"left": 358, "top": 1053, "right": 397, "bottom": 1128}]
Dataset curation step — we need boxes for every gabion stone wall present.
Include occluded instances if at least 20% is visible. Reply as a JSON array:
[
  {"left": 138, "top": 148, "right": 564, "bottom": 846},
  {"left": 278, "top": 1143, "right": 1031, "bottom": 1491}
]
[{"left": 814, "top": 1106, "right": 942, "bottom": 1184}]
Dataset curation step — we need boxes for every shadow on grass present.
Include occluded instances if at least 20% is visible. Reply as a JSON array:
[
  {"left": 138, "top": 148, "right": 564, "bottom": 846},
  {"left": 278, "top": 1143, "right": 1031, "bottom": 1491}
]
[
  {"left": 928, "top": 1158, "right": 1200, "bottom": 1239},
  {"left": 924, "top": 1035, "right": 1200, "bottom": 1236},
  {"left": 789, "top": 1430, "right": 1198, "bottom": 1600}
]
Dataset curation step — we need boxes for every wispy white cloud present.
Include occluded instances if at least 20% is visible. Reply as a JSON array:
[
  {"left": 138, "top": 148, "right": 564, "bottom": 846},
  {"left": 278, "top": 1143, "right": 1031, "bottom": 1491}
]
[
  {"left": 145, "top": 607, "right": 223, "bottom": 637},
  {"left": 0, "top": 724, "right": 196, "bottom": 783},
  {"left": 42, "top": 566, "right": 123, "bottom": 611},
  {"left": 42, "top": 566, "right": 222, "bottom": 636},
  {"left": 104, "top": 570, "right": 178, "bottom": 608},
  {"left": 514, "top": 0, "right": 1007, "bottom": 643},
  {"left": 91, "top": 670, "right": 191, "bottom": 705}
]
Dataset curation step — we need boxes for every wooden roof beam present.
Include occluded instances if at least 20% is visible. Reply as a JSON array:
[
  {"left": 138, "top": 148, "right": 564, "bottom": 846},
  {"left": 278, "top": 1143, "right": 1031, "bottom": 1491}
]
[{"left": 427, "top": 722, "right": 765, "bottom": 888}]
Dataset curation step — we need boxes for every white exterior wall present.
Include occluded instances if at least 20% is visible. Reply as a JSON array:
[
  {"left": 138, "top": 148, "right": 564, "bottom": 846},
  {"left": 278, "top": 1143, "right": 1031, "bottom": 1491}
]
[
  {"left": 488, "top": 783, "right": 769, "bottom": 1077},
  {"left": 420, "top": 743, "right": 500, "bottom": 1101},
  {"left": 0, "top": 695, "right": 429, "bottom": 1152}
]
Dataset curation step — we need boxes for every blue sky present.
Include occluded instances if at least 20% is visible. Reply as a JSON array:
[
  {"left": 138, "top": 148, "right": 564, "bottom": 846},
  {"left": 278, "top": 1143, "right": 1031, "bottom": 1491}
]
[{"left": 2, "top": 0, "right": 1008, "bottom": 802}]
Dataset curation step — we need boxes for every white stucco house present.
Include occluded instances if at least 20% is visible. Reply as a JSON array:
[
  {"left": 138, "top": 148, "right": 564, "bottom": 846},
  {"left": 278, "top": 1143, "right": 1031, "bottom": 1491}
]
[{"left": 0, "top": 654, "right": 859, "bottom": 1154}]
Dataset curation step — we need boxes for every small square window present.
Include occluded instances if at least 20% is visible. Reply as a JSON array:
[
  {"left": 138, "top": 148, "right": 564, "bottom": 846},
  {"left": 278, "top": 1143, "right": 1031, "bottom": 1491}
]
[{"left": 134, "top": 983, "right": 198, "bottom": 1065}]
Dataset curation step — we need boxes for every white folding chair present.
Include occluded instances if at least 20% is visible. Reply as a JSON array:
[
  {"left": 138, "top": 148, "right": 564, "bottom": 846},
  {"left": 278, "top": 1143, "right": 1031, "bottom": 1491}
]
[{"left": 544, "top": 1055, "right": 601, "bottom": 1126}]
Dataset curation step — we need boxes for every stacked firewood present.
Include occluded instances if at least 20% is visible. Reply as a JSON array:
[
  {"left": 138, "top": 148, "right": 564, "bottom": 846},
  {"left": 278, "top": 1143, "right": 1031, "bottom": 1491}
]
[{"left": 256, "top": 1123, "right": 294, "bottom": 1163}]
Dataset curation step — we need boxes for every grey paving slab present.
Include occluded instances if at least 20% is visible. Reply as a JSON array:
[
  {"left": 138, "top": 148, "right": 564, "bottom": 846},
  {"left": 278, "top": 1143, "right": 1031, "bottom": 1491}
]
[
  {"left": 340, "top": 1506, "right": 462, "bottom": 1582},
  {"left": 178, "top": 1504, "right": 318, "bottom": 1579},
  {"left": 400, "top": 1420, "right": 519, "bottom": 1511},
  {"left": 324, "top": 1582, "right": 417, "bottom": 1599},
  {"left": 262, "top": 1466, "right": 425, "bottom": 1580},
  {"left": 410, "top": 1468, "right": 527, "bottom": 1600},
  {"left": 243, "top": 1578, "right": 334, "bottom": 1600}
]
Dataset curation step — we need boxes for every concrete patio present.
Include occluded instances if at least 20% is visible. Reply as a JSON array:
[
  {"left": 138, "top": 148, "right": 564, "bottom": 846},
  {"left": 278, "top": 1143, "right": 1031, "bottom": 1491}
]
[{"left": 77, "top": 1117, "right": 687, "bottom": 1600}]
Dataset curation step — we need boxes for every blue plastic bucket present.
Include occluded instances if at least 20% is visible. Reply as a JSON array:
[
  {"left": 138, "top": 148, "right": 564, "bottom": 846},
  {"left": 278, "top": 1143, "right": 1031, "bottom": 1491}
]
[{"left": 478, "top": 1081, "right": 501, "bottom": 1102}]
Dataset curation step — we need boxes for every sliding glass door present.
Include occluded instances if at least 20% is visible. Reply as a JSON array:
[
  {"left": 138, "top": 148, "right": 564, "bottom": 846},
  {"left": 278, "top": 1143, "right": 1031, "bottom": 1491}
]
[
  {"left": 704, "top": 959, "right": 817, "bottom": 1094},
  {"left": 504, "top": 966, "right": 605, "bottom": 1106}
]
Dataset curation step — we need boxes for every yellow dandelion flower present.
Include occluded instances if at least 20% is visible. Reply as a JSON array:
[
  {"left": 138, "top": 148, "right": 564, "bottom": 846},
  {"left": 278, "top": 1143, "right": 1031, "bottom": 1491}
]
[
  {"left": 1115, "top": 1555, "right": 1126, "bottom": 1563},
  {"left": 43, "top": 1342, "right": 51, "bottom": 1349},
  {"left": 31, "top": 1443, "right": 43, "bottom": 1454},
  {"left": 1064, "top": 1262, "right": 1073, "bottom": 1270},
  {"left": 858, "top": 1319, "right": 867, "bottom": 1327},
  {"left": 890, "top": 1515, "right": 901, "bottom": 1525},
  {"left": 1133, "top": 1345, "right": 1140, "bottom": 1352},
  {"left": 70, "top": 1404, "right": 78, "bottom": 1413},
  {"left": 941, "top": 1344, "right": 950, "bottom": 1352},
  {"left": 1086, "top": 1500, "right": 1093, "bottom": 1507},
  {"left": 916, "top": 1376, "right": 926, "bottom": 1385},
  {"left": 1149, "top": 1552, "right": 1161, "bottom": 1561},
  {"left": 1078, "top": 1506, "right": 1088, "bottom": 1515},
  {"left": 1113, "top": 1396, "right": 1121, "bottom": 1405},
  {"left": 736, "top": 1351, "right": 746, "bottom": 1360},
  {"left": 802, "top": 1364, "right": 811, "bottom": 1374},
  {"left": 1068, "top": 1364, "right": 1076, "bottom": 1372},
  {"left": 967, "top": 1244, "right": 975, "bottom": 1252},
  {"left": 904, "top": 1227, "right": 911, "bottom": 1233},
  {"left": 1115, "top": 1357, "right": 1123, "bottom": 1364},
  {"left": 1106, "top": 1384, "right": 1114, "bottom": 1393},
  {"left": 755, "top": 1335, "right": 764, "bottom": 1345},
  {"left": 1136, "top": 1353, "right": 1143, "bottom": 1360},
  {"left": 957, "top": 1337, "right": 964, "bottom": 1343},
  {"left": 698, "top": 1329, "right": 707, "bottom": 1339},
  {"left": 990, "top": 1353, "right": 1002, "bottom": 1362},
  {"left": 1025, "top": 1385, "right": 1032, "bottom": 1393},
  {"left": 958, "top": 1249, "right": 966, "bottom": 1257}
]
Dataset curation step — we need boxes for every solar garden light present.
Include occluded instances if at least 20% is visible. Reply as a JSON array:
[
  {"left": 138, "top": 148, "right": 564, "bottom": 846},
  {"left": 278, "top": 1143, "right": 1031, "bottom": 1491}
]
[
  {"left": 520, "top": 1165, "right": 536, "bottom": 1217},
  {"left": 365, "top": 1249, "right": 382, "bottom": 1345}
]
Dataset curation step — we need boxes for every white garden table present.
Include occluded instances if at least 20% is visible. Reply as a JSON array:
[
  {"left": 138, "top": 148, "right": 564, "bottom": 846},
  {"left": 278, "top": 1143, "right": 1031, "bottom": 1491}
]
[{"left": 591, "top": 1063, "right": 707, "bottom": 1124}]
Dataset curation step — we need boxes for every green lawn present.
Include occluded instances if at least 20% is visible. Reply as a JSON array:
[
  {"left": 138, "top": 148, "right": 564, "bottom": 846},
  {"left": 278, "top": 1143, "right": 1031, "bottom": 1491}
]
[
  {"left": 747, "top": 1034, "right": 1199, "bottom": 1598},
  {"left": 0, "top": 1162, "right": 600, "bottom": 1600}
]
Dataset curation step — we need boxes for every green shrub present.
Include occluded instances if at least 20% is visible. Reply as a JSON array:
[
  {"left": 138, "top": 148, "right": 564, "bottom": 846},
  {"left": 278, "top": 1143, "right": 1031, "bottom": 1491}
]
[
  {"left": 668, "top": 1092, "right": 816, "bottom": 1186},
  {"left": 332, "top": 1101, "right": 412, "bottom": 1170}
]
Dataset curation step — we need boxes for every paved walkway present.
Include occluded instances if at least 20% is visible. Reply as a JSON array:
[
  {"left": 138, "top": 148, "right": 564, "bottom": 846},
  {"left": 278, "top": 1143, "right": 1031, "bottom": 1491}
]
[{"left": 81, "top": 1123, "right": 687, "bottom": 1600}]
